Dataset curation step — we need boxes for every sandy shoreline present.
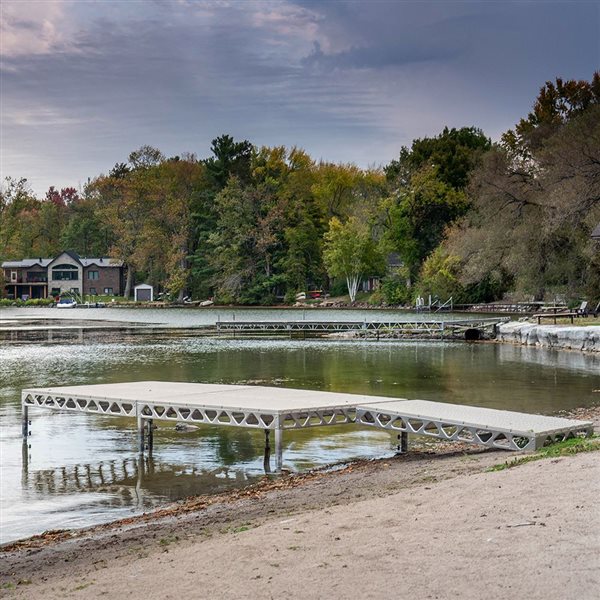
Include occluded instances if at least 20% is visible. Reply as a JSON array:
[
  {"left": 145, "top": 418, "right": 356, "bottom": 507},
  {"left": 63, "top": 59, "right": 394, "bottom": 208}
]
[{"left": 2, "top": 405, "right": 599, "bottom": 599}]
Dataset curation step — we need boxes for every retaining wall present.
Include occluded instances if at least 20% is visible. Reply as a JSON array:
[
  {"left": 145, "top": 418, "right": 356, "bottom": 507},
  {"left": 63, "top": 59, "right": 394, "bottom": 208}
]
[{"left": 497, "top": 322, "right": 600, "bottom": 353}]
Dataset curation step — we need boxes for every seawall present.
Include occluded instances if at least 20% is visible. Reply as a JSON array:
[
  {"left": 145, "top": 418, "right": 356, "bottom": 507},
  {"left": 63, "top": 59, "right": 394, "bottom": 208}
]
[{"left": 497, "top": 322, "right": 600, "bottom": 353}]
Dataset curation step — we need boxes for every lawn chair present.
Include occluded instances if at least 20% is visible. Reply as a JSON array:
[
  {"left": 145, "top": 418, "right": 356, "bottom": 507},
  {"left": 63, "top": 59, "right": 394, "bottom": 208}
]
[{"left": 576, "top": 300, "right": 589, "bottom": 317}]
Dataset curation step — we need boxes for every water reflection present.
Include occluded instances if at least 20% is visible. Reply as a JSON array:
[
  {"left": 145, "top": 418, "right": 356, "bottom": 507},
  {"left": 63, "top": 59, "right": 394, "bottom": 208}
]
[{"left": 21, "top": 450, "right": 258, "bottom": 510}]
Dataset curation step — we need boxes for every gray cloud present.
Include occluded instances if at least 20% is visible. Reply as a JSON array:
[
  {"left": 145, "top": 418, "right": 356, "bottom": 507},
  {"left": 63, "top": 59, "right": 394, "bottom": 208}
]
[{"left": 1, "top": 0, "right": 598, "bottom": 194}]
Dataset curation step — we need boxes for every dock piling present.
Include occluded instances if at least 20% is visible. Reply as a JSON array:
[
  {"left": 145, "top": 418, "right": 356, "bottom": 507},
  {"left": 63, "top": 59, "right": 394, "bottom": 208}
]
[
  {"left": 263, "top": 429, "right": 271, "bottom": 473},
  {"left": 274, "top": 426, "right": 283, "bottom": 472},
  {"left": 21, "top": 404, "right": 29, "bottom": 438},
  {"left": 397, "top": 431, "right": 408, "bottom": 453},
  {"left": 147, "top": 418, "right": 154, "bottom": 454},
  {"left": 137, "top": 414, "right": 145, "bottom": 453}
]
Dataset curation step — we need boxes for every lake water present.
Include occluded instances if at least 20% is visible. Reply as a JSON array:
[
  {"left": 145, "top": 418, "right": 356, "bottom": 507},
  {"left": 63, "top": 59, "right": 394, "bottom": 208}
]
[{"left": 1, "top": 306, "right": 599, "bottom": 543}]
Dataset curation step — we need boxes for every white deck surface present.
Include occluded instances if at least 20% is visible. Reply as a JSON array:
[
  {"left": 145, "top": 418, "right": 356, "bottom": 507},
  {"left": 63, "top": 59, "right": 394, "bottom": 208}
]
[
  {"left": 357, "top": 399, "right": 593, "bottom": 435},
  {"left": 22, "top": 381, "right": 380, "bottom": 413}
]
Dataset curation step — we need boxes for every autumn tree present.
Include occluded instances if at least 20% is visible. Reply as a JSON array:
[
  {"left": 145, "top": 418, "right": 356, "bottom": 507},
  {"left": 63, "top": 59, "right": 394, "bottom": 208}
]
[{"left": 446, "top": 73, "right": 600, "bottom": 300}]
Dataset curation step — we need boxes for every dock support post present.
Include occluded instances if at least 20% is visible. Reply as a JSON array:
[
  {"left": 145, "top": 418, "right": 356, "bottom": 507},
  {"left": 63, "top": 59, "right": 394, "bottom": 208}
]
[
  {"left": 397, "top": 431, "right": 408, "bottom": 453},
  {"left": 147, "top": 419, "right": 154, "bottom": 455},
  {"left": 263, "top": 429, "right": 271, "bottom": 473},
  {"left": 21, "top": 438, "right": 29, "bottom": 484},
  {"left": 137, "top": 414, "right": 145, "bottom": 453},
  {"left": 21, "top": 404, "right": 29, "bottom": 438},
  {"left": 274, "top": 420, "right": 283, "bottom": 473}
]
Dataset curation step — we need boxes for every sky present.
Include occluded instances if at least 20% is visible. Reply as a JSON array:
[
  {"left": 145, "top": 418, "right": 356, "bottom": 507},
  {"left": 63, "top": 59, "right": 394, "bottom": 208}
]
[{"left": 1, "top": 0, "right": 599, "bottom": 195}]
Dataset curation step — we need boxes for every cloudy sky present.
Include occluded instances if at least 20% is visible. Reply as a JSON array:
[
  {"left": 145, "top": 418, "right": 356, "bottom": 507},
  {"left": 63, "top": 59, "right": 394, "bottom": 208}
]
[{"left": 1, "top": 0, "right": 598, "bottom": 194}]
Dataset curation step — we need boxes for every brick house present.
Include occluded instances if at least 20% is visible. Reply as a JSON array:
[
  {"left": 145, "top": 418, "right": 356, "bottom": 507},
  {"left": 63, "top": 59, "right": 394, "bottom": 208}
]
[{"left": 2, "top": 250, "right": 126, "bottom": 300}]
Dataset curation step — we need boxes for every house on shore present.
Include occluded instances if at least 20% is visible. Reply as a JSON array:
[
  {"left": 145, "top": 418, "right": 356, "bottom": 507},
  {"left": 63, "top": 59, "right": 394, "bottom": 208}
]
[
  {"left": 360, "top": 253, "right": 403, "bottom": 292},
  {"left": 2, "top": 250, "right": 126, "bottom": 300},
  {"left": 592, "top": 222, "right": 600, "bottom": 240}
]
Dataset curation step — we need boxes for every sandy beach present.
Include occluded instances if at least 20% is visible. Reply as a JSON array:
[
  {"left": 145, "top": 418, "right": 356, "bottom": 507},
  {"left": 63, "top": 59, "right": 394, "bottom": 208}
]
[{"left": 2, "top": 406, "right": 599, "bottom": 600}]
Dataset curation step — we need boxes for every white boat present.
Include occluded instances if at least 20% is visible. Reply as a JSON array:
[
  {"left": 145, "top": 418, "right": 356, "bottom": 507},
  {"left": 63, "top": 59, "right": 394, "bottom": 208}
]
[{"left": 56, "top": 297, "right": 77, "bottom": 309}]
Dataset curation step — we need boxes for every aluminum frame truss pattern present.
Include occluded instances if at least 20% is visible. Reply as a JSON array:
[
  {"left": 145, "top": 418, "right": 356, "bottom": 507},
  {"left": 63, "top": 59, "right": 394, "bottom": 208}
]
[
  {"left": 356, "top": 400, "right": 594, "bottom": 451},
  {"left": 22, "top": 392, "right": 136, "bottom": 417},
  {"left": 215, "top": 317, "right": 508, "bottom": 337},
  {"left": 137, "top": 400, "right": 355, "bottom": 430}
]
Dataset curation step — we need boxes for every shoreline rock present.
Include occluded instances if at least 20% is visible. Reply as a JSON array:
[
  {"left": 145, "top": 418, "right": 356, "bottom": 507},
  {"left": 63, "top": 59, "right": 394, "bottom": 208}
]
[{"left": 497, "top": 322, "right": 600, "bottom": 352}]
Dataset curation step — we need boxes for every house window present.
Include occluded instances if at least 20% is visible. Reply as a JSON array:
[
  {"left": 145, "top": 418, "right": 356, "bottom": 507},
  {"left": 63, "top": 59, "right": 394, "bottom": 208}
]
[
  {"left": 26, "top": 271, "right": 47, "bottom": 283},
  {"left": 52, "top": 263, "right": 78, "bottom": 281},
  {"left": 89, "top": 287, "right": 97, "bottom": 295},
  {"left": 70, "top": 288, "right": 80, "bottom": 295},
  {"left": 104, "top": 287, "right": 113, "bottom": 295},
  {"left": 10, "top": 271, "right": 17, "bottom": 282},
  {"left": 88, "top": 270, "right": 99, "bottom": 280}
]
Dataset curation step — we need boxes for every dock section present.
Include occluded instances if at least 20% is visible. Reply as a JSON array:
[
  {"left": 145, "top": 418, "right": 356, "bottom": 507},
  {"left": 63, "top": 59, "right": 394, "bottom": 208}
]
[
  {"left": 21, "top": 382, "right": 593, "bottom": 470},
  {"left": 21, "top": 382, "right": 362, "bottom": 470},
  {"left": 215, "top": 317, "right": 508, "bottom": 339},
  {"left": 356, "top": 400, "right": 593, "bottom": 451}
]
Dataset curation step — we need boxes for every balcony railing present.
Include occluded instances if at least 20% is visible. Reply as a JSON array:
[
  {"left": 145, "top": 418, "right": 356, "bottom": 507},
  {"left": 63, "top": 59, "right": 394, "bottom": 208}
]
[{"left": 4, "top": 273, "right": 48, "bottom": 284}]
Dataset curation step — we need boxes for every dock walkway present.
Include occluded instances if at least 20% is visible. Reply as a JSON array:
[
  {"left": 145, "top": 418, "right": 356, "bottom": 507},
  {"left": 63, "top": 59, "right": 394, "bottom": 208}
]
[
  {"left": 215, "top": 317, "right": 508, "bottom": 338},
  {"left": 22, "top": 382, "right": 593, "bottom": 470}
]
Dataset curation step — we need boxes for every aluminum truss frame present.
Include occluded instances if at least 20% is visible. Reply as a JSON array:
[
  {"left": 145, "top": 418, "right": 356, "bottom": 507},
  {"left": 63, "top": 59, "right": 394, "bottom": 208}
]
[
  {"left": 22, "top": 392, "right": 136, "bottom": 417},
  {"left": 137, "top": 400, "right": 356, "bottom": 430},
  {"left": 356, "top": 403, "right": 594, "bottom": 451}
]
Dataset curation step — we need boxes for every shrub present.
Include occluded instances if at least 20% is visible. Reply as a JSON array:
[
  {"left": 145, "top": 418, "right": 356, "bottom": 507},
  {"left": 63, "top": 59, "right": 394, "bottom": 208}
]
[{"left": 379, "top": 275, "right": 411, "bottom": 305}]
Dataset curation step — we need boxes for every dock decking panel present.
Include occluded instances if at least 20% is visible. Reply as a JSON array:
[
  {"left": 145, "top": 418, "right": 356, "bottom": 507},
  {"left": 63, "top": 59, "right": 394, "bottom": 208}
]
[{"left": 356, "top": 399, "right": 594, "bottom": 451}]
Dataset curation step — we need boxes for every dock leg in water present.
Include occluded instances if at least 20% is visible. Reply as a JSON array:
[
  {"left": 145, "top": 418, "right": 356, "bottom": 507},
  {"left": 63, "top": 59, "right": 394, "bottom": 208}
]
[
  {"left": 263, "top": 429, "right": 271, "bottom": 473},
  {"left": 137, "top": 415, "right": 145, "bottom": 453},
  {"left": 274, "top": 427, "right": 283, "bottom": 472},
  {"left": 397, "top": 431, "right": 409, "bottom": 453},
  {"left": 21, "top": 404, "right": 29, "bottom": 438},
  {"left": 147, "top": 418, "right": 154, "bottom": 455},
  {"left": 21, "top": 438, "right": 29, "bottom": 484}
]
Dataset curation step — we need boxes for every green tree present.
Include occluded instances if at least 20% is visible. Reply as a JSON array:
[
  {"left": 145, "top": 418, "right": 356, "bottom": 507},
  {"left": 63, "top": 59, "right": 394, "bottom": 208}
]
[
  {"left": 323, "top": 216, "right": 384, "bottom": 302},
  {"left": 386, "top": 127, "right": 491, "bottom": 190},
  {"left": 204, "top": 135, "right": 253, "bottom": 189},
  {"left": 207, "top": 178, "right": 287, "bottom": 303},
  {"left": 387, "top": 167, "right": 468, "bottom": 283}
]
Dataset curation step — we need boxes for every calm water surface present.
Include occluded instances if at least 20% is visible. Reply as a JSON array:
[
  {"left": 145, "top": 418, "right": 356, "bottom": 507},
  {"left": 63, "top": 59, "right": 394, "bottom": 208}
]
[{"left": 1, "top": 307, "right": 598, "bottom": 543}]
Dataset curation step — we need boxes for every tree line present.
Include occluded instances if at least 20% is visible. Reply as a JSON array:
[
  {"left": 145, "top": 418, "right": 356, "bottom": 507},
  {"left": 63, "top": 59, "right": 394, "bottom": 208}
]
[{"left": 1, "top": 72, "right": 598, "bottom": 304}]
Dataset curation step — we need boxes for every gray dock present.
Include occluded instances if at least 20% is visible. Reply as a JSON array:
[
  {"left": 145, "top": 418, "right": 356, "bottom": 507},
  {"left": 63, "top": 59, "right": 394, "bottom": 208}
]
[
  {"left": 215, "top": 317, "right": 508, "bottom": 339},
  {"left": 22, "top": 381, "right": 593, "bottom": 470}
]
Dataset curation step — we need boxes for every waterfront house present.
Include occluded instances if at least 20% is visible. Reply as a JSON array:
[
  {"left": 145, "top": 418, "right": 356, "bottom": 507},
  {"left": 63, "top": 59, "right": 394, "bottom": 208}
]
[
  {"left": 2, "top": 250, "right": 126, "bottom": 300},
  {"left": 360, "top": 252, "right": 403, "bottom": 292},
  {"left": 592, "top": 222, "right": 600, "bottom": 240}
]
